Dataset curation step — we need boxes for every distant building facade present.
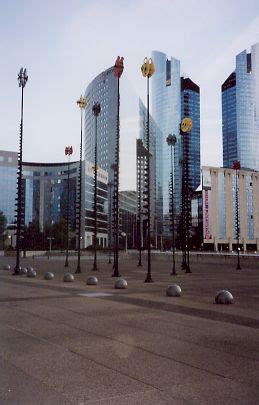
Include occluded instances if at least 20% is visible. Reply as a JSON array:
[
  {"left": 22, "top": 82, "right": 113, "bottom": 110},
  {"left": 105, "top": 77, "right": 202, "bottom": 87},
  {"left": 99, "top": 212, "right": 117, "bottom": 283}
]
[
  {"left": 0, "top": 150, "right": 108, "bottom": 248},
  {"left": 119, "top": 190, "right": 137, "bottom": 249},
  {"left": 202, "top": 166, "right": 259, "bottom": 251},
  {"left": 222, "top": 43, "right": 259, "bottom": 170}
]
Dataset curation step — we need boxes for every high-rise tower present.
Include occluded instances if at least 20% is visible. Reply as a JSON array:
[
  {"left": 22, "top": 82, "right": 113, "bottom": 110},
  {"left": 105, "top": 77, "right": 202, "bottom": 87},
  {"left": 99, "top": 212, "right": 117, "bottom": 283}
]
[{"left": 222, "top": 43, "right": 259, "bottom": 170}]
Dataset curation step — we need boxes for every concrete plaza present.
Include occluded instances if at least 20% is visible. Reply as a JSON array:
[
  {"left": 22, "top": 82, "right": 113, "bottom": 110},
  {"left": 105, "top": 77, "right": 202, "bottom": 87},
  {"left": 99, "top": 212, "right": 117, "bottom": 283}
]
[{"left": 0, "top": 253, "right": 258, "bottom": 404}]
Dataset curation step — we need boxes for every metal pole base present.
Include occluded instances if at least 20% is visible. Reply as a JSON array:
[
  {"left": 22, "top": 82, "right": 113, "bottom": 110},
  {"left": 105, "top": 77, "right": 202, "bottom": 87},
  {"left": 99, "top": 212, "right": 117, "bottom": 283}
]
[
  {"left": 92, "top": 264, "right": 99, "bottom": 271},
  {"left": 144, "top": 275, "right": 154, "bottom": 283},
  {"left": 112, "top": 271, "right": 121, "bottom": 277},
  {"left": 185, "top": 266, "right": 192, "bottom": 274},
  {"left": 12, "top": 268, "right": 22, "bottom": 276},
  {"left": 236, "top": 264, "right": 241, "bottom": 270},
  {"left": 171, "top": 271, "right": 178, "bottom": 276},
  {"left": 64, "top": 261, "right": 69, "bottom": 268},
  {"left": 75, "top": 267, "right": 81, "bottom": 274},
  {"left": 137, "top": 262, "right": 143, "bottom": 267}
]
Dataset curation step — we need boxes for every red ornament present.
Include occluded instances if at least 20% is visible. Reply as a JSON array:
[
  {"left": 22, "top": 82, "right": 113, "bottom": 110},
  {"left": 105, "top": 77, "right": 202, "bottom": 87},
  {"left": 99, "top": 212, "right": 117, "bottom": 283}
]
[
  {"left": 232, "top": 160, "right": 240, "bottom": 170},
  {"left": 113, "top": 56, "right": 124, "bottom": 78},
  {"left": 65, "top": 146, "right": 73, "bottom": 156}
]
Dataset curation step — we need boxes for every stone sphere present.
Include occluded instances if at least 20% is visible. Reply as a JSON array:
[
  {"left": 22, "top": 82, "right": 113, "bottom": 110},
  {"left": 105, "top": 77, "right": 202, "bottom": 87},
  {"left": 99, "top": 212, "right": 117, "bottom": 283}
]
[
  {"left": 44, "top": 272, "right": 54, "bottom": 280},
  {"left": 3, "top": 265, "right": 11, "bottom": 271},
  {"left": 64, "top": 273, "right": 74, "bottom": 282},
  {"left": 166, "top": 284, "right": 182, "bottom": 297},
  {"left": 21, "top": 268, "right": 28, "bottom": 275},
  {"left": 114, "top": 278, "right": 127, "bottom": 289},
  {"left": 27, "top": 268, "right": 36, "bottom": 278},
  {"left": 215, "top": 290, "right": 233, "bottom": 304},
  {"left": 27, "top": 266, "right": 34, "bottom": 272},
  {"left": 86, "top": 276, "right": 98, "bottom": 285}
]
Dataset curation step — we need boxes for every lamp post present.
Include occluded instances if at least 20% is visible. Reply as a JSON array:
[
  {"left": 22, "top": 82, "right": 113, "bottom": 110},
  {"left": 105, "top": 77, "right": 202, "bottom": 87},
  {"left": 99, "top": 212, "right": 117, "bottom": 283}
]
[
  {"left": 75, "top": 95, "right": 88, "bottom": 273},
  {"left": 141, "top": 57, "right": 155, "bottom": 283},
  {"left": 107, "top": 181, "right": 113, "bottom": 264},
  {"left": 180, "top": 117, "right": 192, "bottom": 273},
  {"left": 233, "top": 160, "right": 241, "bottom": 270},
  {"left": 112, "top": 56, "right": 124, "bottom": 278},
  {"left": 13, "top": 68, "right": 28, "bottom": 275},
  {"left": 92, "top": 102, "right": 101, "bottom": 271},
  {"left": 64, "top": 145, "right": 73, "bottom": 267},
  {"left": 137, "top": 150, "right": 143, "bottom": 267},
  {"left": 166, "top": 133, "right": 177, "bottom": 276}
]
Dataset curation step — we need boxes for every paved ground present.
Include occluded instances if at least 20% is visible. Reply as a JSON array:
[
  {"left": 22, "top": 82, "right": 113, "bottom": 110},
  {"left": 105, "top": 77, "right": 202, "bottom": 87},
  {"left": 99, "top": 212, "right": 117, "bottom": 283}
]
[{"left": 0, "top": 254, "right": 258, "bottom": 404}]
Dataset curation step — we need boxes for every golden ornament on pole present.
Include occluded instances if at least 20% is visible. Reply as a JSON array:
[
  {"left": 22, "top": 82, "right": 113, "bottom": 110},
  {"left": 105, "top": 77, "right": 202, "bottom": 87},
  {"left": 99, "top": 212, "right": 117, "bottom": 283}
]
[
  {"left": 180, "top": 117, "right": 193, "bottom": 133},
  {"left": 141, "top": 57, "right": 155, "bottom": 78},
  {"left": 77, "top": 95, "right": 87, "bottom": 110}
]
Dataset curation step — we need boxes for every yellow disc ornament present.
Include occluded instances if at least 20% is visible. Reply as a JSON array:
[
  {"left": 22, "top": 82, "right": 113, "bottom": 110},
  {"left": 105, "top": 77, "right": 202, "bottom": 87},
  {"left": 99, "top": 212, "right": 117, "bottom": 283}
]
[
  {"left": 180, "top": 117, "right": 192, "bottom": 133},
  {"left": 141, "top": 57, "right": 155, "bottom": 78}
]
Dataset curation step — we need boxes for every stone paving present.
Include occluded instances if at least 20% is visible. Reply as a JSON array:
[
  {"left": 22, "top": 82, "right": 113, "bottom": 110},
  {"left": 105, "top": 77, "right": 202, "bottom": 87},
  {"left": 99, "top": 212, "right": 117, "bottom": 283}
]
[{"left": 0, "top": 254, "right": 258, "bottom": 404}]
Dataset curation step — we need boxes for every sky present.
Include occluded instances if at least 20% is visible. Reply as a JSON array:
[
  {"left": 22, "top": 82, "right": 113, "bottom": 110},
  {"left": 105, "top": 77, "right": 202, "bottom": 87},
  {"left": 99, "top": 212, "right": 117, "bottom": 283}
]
[{"left": 1, "top": 0, "right": 259, "bottom": 190}]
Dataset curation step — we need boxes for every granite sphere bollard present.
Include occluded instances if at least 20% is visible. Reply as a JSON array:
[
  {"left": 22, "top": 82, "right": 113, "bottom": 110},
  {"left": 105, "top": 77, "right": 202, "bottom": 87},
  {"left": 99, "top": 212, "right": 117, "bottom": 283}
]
[
  {"left": 215, "top": 290, "right": 233, "bottom": 304},
  {"left": 44, "top": 272, "right": 54, "bottom": 280},
  {"left": 114, "top": 278, "right": 127, "bottom": 289},
  {"left": 21, "top": 268, "right": 28, "bottom": 275},
  {"left": 86, "top": 276, "right": 98, "bottom": 285},
  {"left": 27, "top": 268, "right": 36, "bottom": 278},
  {"left": 166, "top": 284, "right": 182, "bottom": 297},
  {"left": 3, "top": 265, "right": 11, "bottom": 271},
  {"left": 64, "top": 273, "right": 74, "bottom": 282}
]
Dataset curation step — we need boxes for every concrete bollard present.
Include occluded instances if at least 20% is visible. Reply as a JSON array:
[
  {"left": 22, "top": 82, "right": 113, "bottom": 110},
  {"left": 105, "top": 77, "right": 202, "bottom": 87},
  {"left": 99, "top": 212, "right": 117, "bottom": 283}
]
[
  {"left": 166, "top": 284, "right": 181, "bottom": 297},
  {"left": 27, "top": 268, "right": 36, "bottom": 278},
  {"left": 215, "top": 290, "right": 233, "bottom": 304},
  {"left": 86, "top": 276, "right": 98, "bottom": 285},
  {"left": 64, "top": 273, "right": 74, "bottom": 282},
  {"left": 44, "top": 272, "right": 54, "bottom": 280},
  {"left": 3, "top": 265, "right": 11, "bottom": 271},
  {"left": 114, "top": 278, "right": 127, "bottom": 289}
]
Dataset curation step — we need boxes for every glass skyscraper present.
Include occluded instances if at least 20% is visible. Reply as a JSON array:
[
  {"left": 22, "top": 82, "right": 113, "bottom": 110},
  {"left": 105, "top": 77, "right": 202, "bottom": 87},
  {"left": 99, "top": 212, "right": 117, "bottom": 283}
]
[
  {"left": 222, "top": 43, "right": 259, "bottom": 170},
  {"left": 151, "top": 51, "right": 181, "bottom": 236},
  {"left": 150, "top": 51, "right": 200, "bottom": 239},
  {"left": 181, "top": 77, "right": 200, "bottom": 193},
  {"left": 85, "top": 67, "right": 117, "bottom": 242}
]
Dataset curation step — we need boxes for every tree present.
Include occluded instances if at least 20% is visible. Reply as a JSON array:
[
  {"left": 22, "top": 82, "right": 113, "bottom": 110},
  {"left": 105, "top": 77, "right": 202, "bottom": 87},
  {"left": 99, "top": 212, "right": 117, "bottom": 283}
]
[{"left": 0, "top": 212, "right": 7, "bottom": 249}]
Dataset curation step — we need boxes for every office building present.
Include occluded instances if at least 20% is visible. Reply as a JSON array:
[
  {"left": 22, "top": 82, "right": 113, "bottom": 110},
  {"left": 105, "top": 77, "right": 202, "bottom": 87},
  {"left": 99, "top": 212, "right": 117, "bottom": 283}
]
[
  {"left": 222, "top": 43, "right": 259, "bottom": 170},
  {"left": 144, "top": 51, "right": 200, "bottom": 242},
  {"left": 202, "top": 166, "right": 259, "bottom": 251},
  {"left": 84, "top": 67, "right": 117, "bottom": 224},
  {"left": 0, "top": 150, "right": 108, "bottom": 248},
  {"left": 181, "top": 77, "right": 200, "bottom": 192}
]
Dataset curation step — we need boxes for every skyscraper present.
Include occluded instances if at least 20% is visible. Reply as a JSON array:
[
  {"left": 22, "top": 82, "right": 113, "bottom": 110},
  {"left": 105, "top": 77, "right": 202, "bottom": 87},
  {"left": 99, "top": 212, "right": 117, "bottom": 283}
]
[
  {"left": 149, "top": 51, "right": 200, "bottom": 241},
  {"left": 181, "top": 77, "right": 200, "bottom": 192},
  {"left": 222, "top": 43, "right": 259, "bottom": 170},
  {"left": 85, "top": 67, "right": 117, "bottom": 242},
  {"left": 151, "top": 51, "right": 181, "bottom": 238}
]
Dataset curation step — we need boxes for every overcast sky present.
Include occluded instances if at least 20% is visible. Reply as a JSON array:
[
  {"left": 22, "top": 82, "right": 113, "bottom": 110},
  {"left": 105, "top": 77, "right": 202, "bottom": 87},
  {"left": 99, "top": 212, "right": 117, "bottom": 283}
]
[{"left": 1, "top": 0, "right": 259, "bottom": 189}]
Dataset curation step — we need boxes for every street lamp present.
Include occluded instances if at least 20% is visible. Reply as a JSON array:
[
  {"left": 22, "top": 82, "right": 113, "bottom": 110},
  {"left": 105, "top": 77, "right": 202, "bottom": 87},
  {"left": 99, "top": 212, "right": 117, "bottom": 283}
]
[
  {"left": 180, "top": 117, "right": 192, "bottom": 273},
  {"left": 141, "top": 57, "right": 155, "bottom": 283},
  {"left": 75, "top": 95, "right": 88, "bottom": 274},
  {"left": 13, "top": 67, "right": 28, "bottom": 275},
  {"left": 92, "top": 102, "right": 101, "bottom": 271},
  {"left": 64, "top": 145, "right": 73, "bottom": 267},
  {"left": 233, "top": 160, "right": 241, "bottom": 270},
  {"left": 112, "top": 56, "right": 124, "bottom": 278},
  {"left": 166, "top": 133, "right": 177, "bottom": 276},
  {"left": 107, "top": 181, "right": 113, "bottom": 264}
]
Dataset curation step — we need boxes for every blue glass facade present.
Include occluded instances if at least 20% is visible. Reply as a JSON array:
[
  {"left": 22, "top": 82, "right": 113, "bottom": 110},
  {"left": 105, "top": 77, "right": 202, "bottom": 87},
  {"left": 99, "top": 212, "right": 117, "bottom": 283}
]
[
  {"left": 151, "top": 51, "right": 181, "bottom": 235},
  {"left": 0, "top": 151, "right": 108, "bottom": 247},
  {"left": 222, "top": 43, "right": 259, "bottom": 171},
  {"left": 181, "top": 77, "right": 200, "bottom": 192},
  {"left": 222, "top": 72, "right": 237, "bottom": 168}
]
